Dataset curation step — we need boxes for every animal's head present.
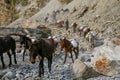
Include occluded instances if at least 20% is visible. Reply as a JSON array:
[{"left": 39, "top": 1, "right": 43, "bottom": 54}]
[
  {"left": 60, "top": 38, "right": 66, "bottom": 50},
  {"left": 19, "top": 35, "right": 26, "bottom": 45},
  {"left": 20, "top": 35, "right": 32, "bottom": 48},
  {"left": 29, "top": 41, "right": 39, "bottom": 64}
]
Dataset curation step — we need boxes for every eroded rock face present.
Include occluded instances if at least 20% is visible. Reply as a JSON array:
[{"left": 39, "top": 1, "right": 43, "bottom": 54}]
[
  {"left": 0, "top": 27, "right": 50, "bottom": 38},
  {"left": 91, "top": 45, "right": 120, "bottom": 76}
]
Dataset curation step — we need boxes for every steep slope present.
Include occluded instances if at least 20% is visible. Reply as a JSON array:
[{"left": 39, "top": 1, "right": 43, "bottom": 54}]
[
  {"left": 65, "top": 0, "right": 120, "bottom": 38},
  {"left": 6, "top": 0, "right": 64, "bottom": 28},
  {"left": 30, "top": 0, "right": 64, "bottom": 20},
  {"left": 6, "top": 0, "right": 120, "bottom": 39}
]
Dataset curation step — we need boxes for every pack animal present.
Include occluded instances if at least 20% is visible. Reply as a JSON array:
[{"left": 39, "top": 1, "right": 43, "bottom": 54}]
[
  {"left": 9, "top": 34, "right": 32, "bottom": 61},
  {"left": 78, "top": 25, "right": 90, "bottom": 37},
  {"left": 60, "top": 38, "right": 79, "bottom": 64},
  {"left": 29, "top": 38, "right": 55, "bottom": 77},
  {"left": 85, "top": 31, "right": 98, "bottom": 48},
  {"left": 56, "top": 20, "right": 64, "bottom": 27},
  {"left": 0, "top": 36, "right": 17, "bottom": 68},
  {"left": 19, "top": 35, "right": 32, "bottom": 61}
]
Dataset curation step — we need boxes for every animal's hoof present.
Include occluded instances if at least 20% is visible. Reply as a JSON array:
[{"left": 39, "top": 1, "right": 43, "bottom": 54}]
[
  {"left": 9, "top": 63, "right": 12, "bottom": 66},
  {"left": 35, "top": 76, "right": 42, "bottom": 80},
  {"left": 15, "top": 61, "right": 17, "bottom": 64},
  {"left": 22, "top": 59, "right": 24, "bottom": 61},
  {"left": 2, "top": 65, "right": 5, "bottom": 69},
  {"left": 39, "top": 74, "right": 41, "bottom": 77},
  {"left": 49, "top": 70, "right": 51, "bottom": 74}
]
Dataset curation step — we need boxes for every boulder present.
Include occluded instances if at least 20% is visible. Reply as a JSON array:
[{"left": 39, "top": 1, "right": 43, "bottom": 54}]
[
  {"left": 72, "top": 59, "right": 99, "bottom": 79},
  {"left": 91, "top": 45, "right": 120, "bottom": 76}
]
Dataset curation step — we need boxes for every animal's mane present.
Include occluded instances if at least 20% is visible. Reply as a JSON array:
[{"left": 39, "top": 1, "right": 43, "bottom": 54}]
[{"left": 64, "top": 39, "right": 72, "bottom": 47}]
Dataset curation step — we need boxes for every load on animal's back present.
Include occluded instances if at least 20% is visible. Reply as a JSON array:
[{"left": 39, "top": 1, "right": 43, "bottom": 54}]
[
  {"left": 70, "top": 38, "right": 79, "bottom": 59},
  {"left": 78, "top": 25, "right": 90, "bottom": 37}
]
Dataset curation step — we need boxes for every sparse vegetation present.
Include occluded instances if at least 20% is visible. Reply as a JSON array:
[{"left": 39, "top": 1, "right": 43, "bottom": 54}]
[
  {"left": 0, "top": 0, "right": 51, "bottom": 26},
  {"left": 59, "top": 0, "right": 73, "bottom": 4},
  {"left": 0, "top": 0, "right": 19, "bottom": 26},
  {"left": 21, "top": 0, "right": 29, "bottom": 6},
  {"left": 36, "top": 0, "right": 49, "bottom": 7}
]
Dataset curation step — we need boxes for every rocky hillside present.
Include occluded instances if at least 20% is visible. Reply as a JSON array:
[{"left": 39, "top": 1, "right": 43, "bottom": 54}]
[{"left": 1, "top": 0, "right": 119, "bottom": 38}]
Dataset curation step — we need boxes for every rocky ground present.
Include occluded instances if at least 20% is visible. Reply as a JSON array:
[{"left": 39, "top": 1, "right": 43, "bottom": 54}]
[{"left": 0, "top": 25, "right": 120, "bottom": 80}]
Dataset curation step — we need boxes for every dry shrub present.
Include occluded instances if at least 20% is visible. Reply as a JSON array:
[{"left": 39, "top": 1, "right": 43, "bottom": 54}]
[
  {"left": 59, "top": 0, "right": 73, "bottom": 4},
  {"left": 21, "top": 0, "right": 29, "bottom": 6},
  {"left": 36, "top": 0, "right": 49, "bottom": 7}
]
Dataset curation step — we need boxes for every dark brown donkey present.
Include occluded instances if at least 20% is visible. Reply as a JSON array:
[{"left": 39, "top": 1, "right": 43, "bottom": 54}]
[
  {"left": 0, "top": 36, "right": 17, "bottom": 68},
  {"left": 60, "top": 38, "right": 79, "bottom": 64},
  {"left": 19, "top": 35, "right": 32, "bottom": 61},
  {"left": 10, "top": 34, "right": 32, "bottom": 61},
  {"left": 29, "top": 38, "right": 55, "bottom": 77}
]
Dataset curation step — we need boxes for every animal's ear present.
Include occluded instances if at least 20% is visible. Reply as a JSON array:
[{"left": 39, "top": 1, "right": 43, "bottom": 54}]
[
  {"left": 33, "top": 40, "right": 39, "bottom": 45},
  {"left": 60, "top": 38, "right": 62, "bottom": 40},
  {"left": 37, "top": 38, "right": 42, "bottom": 41},
  {"left": 63, "top": 37, "right": 66, "bottom": 40}
]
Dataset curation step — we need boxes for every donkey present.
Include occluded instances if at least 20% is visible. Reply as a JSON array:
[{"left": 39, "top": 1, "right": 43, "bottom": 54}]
[
  {"left": 0, "top": 36, "right": 17, "bottom": 68},
  {"left": 10, "top": 33, "right": 32, "bottom": 61},
  {"left": 29, "top": 38, "right": 55, "bottom": 77},
  {"left": 19, "top": 35, "right": 32, "bottom": 61}
]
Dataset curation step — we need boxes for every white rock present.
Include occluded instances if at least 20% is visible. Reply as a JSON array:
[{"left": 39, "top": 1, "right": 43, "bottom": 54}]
[
  {"left": 72, "top": 59, "right": 87, "bottom": 78},
  {"left": 91, "top": 45, "right": 120, "bottom": 76}
]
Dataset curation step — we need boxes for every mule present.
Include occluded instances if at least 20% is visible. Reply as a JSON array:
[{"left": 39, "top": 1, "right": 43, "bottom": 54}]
[
  {"left": 78, "top": 25, "right": 90, "bottom": 37},
  {"left": 9, "top": 33, "right": 32, "bottom": 61},
  {"left": 29, "top": 38, "right": 55, "bottom": 77},
  {"left": 85, "top": 31, "right": 98, "bottom": 48},
  {"left": 60, "top": 37, "right": 79, "bottom": 64},
  {"left": 71, "top": 22, "right": 77, "bottom": 33},
  {"left": 56, "top": 20, "right": 64, "bottom": 27},
  {"left": 19, "top": 35, "right": 32, "bottom": 61},
  {"left": 0, "top": 36, "right": 17, "bottom": 68}
]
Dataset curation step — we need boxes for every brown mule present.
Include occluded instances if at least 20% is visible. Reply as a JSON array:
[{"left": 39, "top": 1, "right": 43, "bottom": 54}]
[{"left": 60, "top": 38, "right": 79, "bottom": 64}]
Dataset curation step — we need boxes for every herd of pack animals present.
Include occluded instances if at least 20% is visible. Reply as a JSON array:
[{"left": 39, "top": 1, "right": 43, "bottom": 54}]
[{"left": 0, "top": 22, "right": 98, "bottom": 77}]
